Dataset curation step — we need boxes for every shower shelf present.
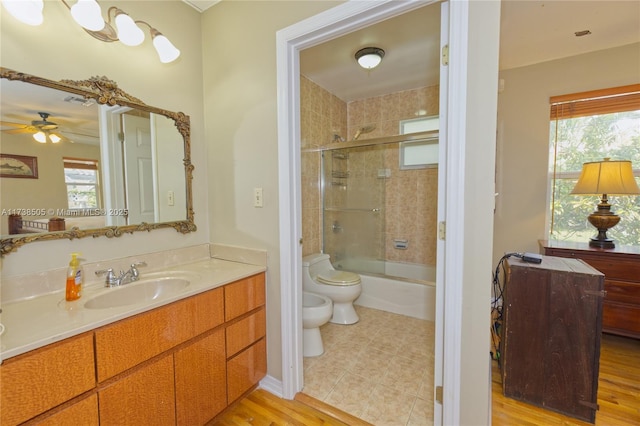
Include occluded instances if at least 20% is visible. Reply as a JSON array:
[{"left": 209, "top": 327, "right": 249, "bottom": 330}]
[
  {"left": 331, "top": 171, "right": 350, "bottom": 178},
  {"left": 324, "top": 207, "right": 381, "bottom": 213},
  {"left": 332, "top": 151, "right": 349, "bottom": 159}
]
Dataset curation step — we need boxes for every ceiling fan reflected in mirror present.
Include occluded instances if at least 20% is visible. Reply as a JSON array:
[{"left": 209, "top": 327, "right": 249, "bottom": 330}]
[{"left": 2, "top": 111, "right": 72, "bottom": 143}]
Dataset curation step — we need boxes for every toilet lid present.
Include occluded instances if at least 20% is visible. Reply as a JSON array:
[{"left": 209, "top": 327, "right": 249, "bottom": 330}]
[{"left": 316, "top": 270, "right": 361, "bottom": 286}]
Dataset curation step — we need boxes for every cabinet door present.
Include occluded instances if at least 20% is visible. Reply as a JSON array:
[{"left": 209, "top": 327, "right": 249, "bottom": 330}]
[
  {"left": 99, "top": 354, "right": 175, "bottom": 425},
  {"left": 95, "top": 287, "right": 224, "bottom": 381},
  {"left": 174, "top": 329, "right": 227, "bottom": 425},
  {"left": 225, "top": 273, "right": 265, "bottom": 321},
  {"left": 37, "top": 394, "right": 99, "bottom": 426},
  {"left": 227, "top": 338, "right": 267, "bottom": 404},
  {"left": 0, "top": 333, "right": 95, "bottom": 426}
]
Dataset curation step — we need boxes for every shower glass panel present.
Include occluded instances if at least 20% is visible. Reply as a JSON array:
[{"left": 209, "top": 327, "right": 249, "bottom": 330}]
[{"left": 322, "top": 145, "right": 386, "bottom": 275}]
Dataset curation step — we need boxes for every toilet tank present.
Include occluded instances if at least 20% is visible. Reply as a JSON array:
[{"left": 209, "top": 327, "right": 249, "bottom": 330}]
[{"left": 302, "top": 253, "right": 332, "bottom": 277}]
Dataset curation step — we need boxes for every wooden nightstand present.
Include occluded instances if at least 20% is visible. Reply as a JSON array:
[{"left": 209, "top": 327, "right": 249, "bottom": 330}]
[{"left": 540, "top": 240, "right": 640, "bottom": 339}]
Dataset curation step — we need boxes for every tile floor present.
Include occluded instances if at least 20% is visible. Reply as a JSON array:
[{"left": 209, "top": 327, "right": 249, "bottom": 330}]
[{"left": 302, "top": 305, "right": 435, "bottom": 426}]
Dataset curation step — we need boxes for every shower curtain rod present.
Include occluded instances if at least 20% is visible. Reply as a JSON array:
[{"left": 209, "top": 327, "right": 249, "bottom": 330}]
[{"left": 302, "top": 130, "right": 439, "bottom": 153}]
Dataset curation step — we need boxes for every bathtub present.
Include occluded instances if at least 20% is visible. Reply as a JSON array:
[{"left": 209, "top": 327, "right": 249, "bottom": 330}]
[{"left": 333, "top": 258, "right": 436, "bottom": 321}]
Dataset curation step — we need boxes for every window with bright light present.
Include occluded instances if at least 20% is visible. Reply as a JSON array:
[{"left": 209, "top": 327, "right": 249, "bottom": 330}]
[
  {"left": 548, "top": 85, "right": 640, "bottom": 246},
  {"left": 64, "top": 158, "right": 100, "bottom": 210},
  {"left": 399, "top": 116, "right": 439, "bottom": 170}
]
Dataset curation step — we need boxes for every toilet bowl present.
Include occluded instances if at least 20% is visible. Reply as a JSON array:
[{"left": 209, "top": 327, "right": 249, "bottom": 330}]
[
  {"left": 302, "top": 292, "right": 333, "bottom": 357},
  {"left": 302, "top": 253, "right": 362, "bottom": 325}
]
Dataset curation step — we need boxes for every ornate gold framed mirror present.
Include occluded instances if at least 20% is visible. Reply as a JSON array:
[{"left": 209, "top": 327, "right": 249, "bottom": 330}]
[{"left": 0, "top": 67, "right": 196, "bottom": 256}]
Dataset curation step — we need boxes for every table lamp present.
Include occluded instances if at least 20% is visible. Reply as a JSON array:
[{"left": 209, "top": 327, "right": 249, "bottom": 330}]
[{"left": 571, "top": 158, "right": 640, "bottom": 248}]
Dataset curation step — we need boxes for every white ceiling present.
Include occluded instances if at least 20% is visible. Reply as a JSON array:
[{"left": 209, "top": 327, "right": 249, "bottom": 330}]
[{"left": 300, "top": 0, "right": 640, "bottom": 102}]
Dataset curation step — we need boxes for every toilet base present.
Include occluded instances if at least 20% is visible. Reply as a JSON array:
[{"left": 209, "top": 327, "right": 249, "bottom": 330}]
[
  {"left": 303, "top": 327, "right": 325, "bottom": 357},
  {"left": 330, "top": 302, "right": 359, "bottom": 325}
]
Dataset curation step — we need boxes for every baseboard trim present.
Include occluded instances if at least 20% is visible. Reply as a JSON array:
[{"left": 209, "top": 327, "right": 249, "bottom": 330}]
[{"left": 259, "top": 374, "right": 284, "bottom": 398}]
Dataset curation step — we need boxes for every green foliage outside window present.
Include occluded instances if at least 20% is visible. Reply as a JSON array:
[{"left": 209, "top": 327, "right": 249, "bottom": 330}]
[{"left": 549, "top": 111, "right": 640, "bottom": 246}]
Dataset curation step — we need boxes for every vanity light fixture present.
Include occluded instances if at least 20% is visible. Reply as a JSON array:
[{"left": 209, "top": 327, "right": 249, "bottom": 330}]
[
  {"left": 0, "top": 0, "right": 44, "bottom": 26},
  {"left": 62, "top": 0, "right": 180, "bottom": 62},
  {"left": 1, "top": 0, "right": 181, "bottom": 63},
  {"left": 355, "top": 47, "right": 385, "bottom": 70}
]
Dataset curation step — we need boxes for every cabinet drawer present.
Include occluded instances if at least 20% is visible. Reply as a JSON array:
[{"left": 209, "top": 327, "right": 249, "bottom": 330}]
[
  {"left": 224, "top": 273, "right": 265, "bottom": 321},
  {"left": 226, "top": 307, "right": 266, "bottom": 357},
  {"left": 227, "top": 338, "right": 267, "bottom": 404},
  {"left": 603, "top": 301, "right": 640, "bottom": 336},
  {"left": 0, "top": 333, "right": 95, "bottom": 426},
  {"left": 581, "top": 256, "right": 640, "bottom": 282},
  {"left": 605, "top": 279, "right": 640, "bottom": 304},
  {"left": 95, "top": 287, "right": 223, "bottom": 381}
]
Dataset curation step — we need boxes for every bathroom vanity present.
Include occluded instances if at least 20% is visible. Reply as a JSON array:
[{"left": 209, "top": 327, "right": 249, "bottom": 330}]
[{"left": 0, "top": 257, "right": 266, "bottom": 426}]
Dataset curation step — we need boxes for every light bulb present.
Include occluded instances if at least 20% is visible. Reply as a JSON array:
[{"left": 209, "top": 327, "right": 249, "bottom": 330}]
[
  {"left": 152, "top": 32, "right": 180, "bottom": 63},
  {"left": 2, "top": 0, "right": 44, "bottom": 26},
  {"left": 33, "top": 131, "right": 47, "bottom": 143},
  {"left": 49, "top": 133, "right": 62, "bottom": 143},
  {"left": 70, "top": 0, "right": 105, "bottom": 32},
  {"left": 115, "top": 10, "right": 144, "bottom": 46}
]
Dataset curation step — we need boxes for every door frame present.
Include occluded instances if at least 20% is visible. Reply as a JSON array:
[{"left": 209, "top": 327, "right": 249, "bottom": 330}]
[{"left": 275, "top": 0, "right": 467, "bottom": 424}]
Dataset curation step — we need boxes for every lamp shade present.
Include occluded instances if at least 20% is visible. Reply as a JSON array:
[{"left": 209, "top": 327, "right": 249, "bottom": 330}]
[
  {"left": 70, "top": 0, "right": 105, "bottom": 31},
  {"left": 114, "top": 10, "right": 144, "bottom": 46},
  {"left": 571, "top": 159, "right": 640, "bottom": 195},
  {"left": 2, "top": 0, "right": 44, "bottom": 26},
  {"left": 151, "top": 30, "right": 180, "bottom": 63}
]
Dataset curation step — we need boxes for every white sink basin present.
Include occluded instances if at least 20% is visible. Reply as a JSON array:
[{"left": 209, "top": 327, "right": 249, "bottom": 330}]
[{"left": 84, "top": 277, "right": 190, "bottom": 310}]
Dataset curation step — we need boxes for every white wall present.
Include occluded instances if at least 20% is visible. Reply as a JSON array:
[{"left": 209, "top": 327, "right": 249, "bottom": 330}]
[
  {"left": 200, "top": 0, "right": 343, "bottom": 388},
  {"left": 493, "top": 43, "right": 640, "bottom": 265},
  {"left": 0, "top": 1, "right": 207, "bottom": 275}
]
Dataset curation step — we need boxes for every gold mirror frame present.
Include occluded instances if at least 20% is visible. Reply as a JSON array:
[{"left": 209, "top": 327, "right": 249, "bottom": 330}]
[{"left": 0, "top": 68, "right": 196, "bottom": 256}]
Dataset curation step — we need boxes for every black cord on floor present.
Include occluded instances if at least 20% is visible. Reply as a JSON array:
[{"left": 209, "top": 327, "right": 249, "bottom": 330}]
[{"left": 490, "top": 252, "right": 519, "bottom": 368}]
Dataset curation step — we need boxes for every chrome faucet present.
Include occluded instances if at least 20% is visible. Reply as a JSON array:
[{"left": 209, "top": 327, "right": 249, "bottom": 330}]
[{"left": 96, "top": 261, "right": 147, "bottom": 287}]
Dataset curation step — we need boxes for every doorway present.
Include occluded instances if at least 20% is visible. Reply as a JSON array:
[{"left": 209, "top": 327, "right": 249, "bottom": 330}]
[{"left": 276, "top": 1, "right": 447, "bottom": 424}]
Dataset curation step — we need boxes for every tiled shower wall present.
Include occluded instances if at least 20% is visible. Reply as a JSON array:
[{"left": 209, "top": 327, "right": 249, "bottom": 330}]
[{"left": 300, "top": 75, "right": 439, "bottom": 267}]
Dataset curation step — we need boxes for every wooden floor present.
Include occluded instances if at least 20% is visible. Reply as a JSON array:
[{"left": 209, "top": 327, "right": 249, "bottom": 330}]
[
  {"left": 492, "top": 333, "right": 640, "bottom": 426},
  {"left": 207, "top": 388, "right": 367, "bottom": 426},
  {"left": 211, "top": 334, "right": 639, "bottom": 425}
]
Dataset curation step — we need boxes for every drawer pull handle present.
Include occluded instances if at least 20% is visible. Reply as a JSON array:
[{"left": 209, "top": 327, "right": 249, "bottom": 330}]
[{"left": 583, "top": 289, "right": 607, "bottom": 298}]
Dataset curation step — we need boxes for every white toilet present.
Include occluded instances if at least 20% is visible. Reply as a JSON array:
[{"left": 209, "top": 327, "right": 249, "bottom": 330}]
[
  {"left": 302, "top": 253, "right": 362, "bottom": 325},
  {"left": 302, "top": 292, "right": 333, "bottom": 357}
]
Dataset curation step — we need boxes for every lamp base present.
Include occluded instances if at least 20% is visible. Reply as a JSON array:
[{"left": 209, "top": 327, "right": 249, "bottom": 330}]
[
  {"left": 589, "top": 236, "right": 615, "bottom": 249},
  {"left": 587, "top": 207, "right": 620, "bottom": 249}
]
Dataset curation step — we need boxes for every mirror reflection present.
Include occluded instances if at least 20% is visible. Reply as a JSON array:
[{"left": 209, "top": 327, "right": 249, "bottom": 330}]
[{"left": 0, "top": 68, "right": 195, "bottom": 255}]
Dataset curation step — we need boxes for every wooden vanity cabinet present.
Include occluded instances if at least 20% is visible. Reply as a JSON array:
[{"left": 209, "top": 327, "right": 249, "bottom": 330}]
[
  {"left": 0, "top": 333, "right": 95, "bottom": 426},
  {"left": 225, "top": 273, "right": 267, "bottom": 404},
  {"left": 1, "top": 272, "right": 266, "bottom": 425}
]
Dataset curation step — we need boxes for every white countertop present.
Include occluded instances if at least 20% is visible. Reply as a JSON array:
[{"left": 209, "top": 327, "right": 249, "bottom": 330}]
[{"left": 0, "top": 258, "right": 266, "bottom": 362}]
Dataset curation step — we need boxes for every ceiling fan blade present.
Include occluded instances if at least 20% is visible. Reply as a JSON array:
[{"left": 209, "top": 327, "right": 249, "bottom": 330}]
[
  {"left": 3, "top": 127, "right": 34, "bottom": 135},
  {"left": 0, "top": 120, "right": 29, "bottom": 128}
]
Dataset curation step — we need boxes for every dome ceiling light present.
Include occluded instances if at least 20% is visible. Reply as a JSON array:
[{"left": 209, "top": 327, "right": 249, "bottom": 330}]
[{"left": 355, "top": 47, "right": 385, "bottom": 70}]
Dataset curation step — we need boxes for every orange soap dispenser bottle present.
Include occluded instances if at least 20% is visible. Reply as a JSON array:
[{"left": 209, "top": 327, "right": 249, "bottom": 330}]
[{"left": 65, "top": 252, "right": 83, "bottom": 301}]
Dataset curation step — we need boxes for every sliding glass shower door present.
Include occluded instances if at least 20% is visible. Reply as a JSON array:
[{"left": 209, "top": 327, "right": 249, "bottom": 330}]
[{"left": 321, "top": 145, "right": 386, "bottom": 275}]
